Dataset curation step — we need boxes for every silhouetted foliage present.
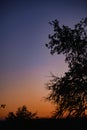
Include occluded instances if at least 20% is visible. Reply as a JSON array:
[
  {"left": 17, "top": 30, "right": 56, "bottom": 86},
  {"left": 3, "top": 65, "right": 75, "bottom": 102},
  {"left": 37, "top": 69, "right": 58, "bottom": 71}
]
[
  {"left": 6, "top": 105, "right": 37, "bottom": 121},
  {"left": 0, "top": 104, "right": 6, "bottom": 108},
  {"left": 6, "top": 112, "right": 16, "bottom": 121},
  {"left": 45, "top": 17, "right": 87, "bottom": 118}
]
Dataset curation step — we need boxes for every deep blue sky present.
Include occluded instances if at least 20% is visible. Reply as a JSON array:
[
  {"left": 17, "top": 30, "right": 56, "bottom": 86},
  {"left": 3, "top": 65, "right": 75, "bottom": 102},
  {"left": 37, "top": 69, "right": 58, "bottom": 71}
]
[
  {"left": 0, "top": 0, "right": 87, "bottom": 118},
  {"left": 1, "top": 0, "right": 86, "bottom": 72},
  {"left": 0, "top": 0, "right": 86, "bottom": 72}
]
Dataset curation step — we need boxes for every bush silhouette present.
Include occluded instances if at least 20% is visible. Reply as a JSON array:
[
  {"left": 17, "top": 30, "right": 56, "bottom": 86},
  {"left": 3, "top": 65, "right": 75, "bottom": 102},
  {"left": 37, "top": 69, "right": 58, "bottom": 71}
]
[{"left": 6, "top": 105, "right": 37, "bottom": 121}]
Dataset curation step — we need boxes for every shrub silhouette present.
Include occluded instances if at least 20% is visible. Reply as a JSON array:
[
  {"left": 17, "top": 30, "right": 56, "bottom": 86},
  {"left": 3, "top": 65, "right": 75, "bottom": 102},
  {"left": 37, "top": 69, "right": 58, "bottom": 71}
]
[{"left": 6, "top": 105, "right": 37, "bottom": 121}]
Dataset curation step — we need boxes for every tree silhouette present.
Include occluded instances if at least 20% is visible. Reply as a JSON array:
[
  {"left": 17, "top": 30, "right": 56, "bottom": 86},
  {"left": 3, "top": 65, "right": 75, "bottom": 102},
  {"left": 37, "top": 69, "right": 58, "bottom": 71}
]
[
  {"left": 45, "top": 17, "right": 87, "bottom": 118},
  {"left": 6, "top": 105, "right": 37, "bottom": 120}
]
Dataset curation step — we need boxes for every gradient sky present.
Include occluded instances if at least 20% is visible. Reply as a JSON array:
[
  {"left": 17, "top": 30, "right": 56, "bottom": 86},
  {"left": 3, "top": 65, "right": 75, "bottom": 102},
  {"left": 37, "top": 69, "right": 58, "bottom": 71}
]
[{"left": 0, "top": 0, "right": 87, "bottom": 119}]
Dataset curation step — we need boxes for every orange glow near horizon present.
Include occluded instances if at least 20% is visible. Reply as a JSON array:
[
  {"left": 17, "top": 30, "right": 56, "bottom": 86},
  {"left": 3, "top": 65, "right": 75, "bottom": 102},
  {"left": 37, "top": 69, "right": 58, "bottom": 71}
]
[
  {"left": 0, "top": 66, "right": 54, "bottom": 118},
  {"left": 0, "top": 56, "right": 67, "bottom": 119},
  {"left": 0, "top": 99, "right": 55, "bottom": 119}
]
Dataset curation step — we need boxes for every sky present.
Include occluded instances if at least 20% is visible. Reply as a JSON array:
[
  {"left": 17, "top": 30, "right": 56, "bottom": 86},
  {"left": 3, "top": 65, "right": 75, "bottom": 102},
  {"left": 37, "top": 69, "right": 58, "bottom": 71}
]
[{"left": 0, "top": 0, "right": 87, "bottom": 119}]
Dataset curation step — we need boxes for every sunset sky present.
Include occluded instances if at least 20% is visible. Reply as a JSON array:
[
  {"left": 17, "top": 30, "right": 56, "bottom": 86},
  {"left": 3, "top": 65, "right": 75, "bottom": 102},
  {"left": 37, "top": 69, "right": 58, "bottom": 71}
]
[{"left": 0, "top": 0, "right": 86, "bottom": 119}]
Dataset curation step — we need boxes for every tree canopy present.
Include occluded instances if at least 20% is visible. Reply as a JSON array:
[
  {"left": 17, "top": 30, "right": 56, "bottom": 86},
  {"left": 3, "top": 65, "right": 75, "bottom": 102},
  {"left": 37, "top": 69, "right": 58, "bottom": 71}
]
[{"left": 45, "top": 17, "right": 87, "bottom": 118}]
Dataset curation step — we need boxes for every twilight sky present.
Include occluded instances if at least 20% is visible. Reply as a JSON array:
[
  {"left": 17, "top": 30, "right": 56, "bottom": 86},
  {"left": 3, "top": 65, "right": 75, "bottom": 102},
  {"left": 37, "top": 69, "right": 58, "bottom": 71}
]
[{"left": 0, "top": 0, "right": 87, "bottom": 118}]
